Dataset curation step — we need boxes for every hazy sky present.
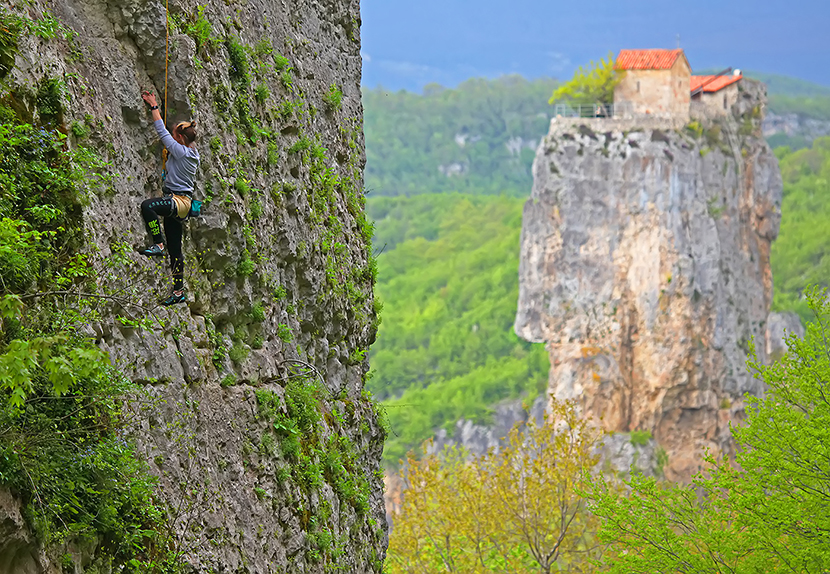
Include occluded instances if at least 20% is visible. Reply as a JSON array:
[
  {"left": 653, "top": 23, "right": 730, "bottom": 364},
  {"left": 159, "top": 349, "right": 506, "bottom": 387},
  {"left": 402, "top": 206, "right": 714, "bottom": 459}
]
[{"left": 360, "top": 0, "right": 830, "bottom": 91}]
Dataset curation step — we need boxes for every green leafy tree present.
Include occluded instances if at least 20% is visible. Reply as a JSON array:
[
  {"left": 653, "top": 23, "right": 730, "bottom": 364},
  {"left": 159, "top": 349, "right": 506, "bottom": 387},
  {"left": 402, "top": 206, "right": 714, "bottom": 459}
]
[
  {"left": 549, "top": 52, "right": 623, "bottom": 105},
  {"left": 590, "top": 287, "right": 830, "bottom": 572}
]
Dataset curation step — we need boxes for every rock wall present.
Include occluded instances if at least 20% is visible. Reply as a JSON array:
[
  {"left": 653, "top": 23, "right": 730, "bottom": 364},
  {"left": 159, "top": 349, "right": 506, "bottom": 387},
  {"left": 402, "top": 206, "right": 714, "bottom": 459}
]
[
  {"left": 3, "top": 0, "right": 386, "bottom": 571},
  {"left": 515, "top": 79, "right": 784, "bottom": 481}
]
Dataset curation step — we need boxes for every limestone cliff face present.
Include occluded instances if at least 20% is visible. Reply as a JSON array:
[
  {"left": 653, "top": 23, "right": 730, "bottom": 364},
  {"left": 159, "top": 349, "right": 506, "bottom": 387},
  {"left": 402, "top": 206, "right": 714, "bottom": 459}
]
[
  {"left": 515, "top": 80, "right": 783, "bottom": 481},
  {"left": 3, "top": 0, "right": 385, "bottom": 571}
]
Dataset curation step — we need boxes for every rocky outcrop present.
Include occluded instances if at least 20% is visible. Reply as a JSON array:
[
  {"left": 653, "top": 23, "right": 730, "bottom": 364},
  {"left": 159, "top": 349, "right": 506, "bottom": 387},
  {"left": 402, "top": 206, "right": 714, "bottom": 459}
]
[
  {"left": 764, "top": 111, "right": 830, "bottom": 145},
  {"left": 5, "top": 0, "right": 384, "bottom": 571},
  {"left": 516, "top": 79, "right": 783, "bottom": 481},
  {"left": 766, "top": 311, "right": 804, "bottom": 362}
]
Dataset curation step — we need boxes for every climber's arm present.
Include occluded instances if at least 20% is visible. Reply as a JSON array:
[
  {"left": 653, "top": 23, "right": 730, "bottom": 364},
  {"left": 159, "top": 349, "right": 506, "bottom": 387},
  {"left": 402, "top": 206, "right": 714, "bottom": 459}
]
[{"left": 141, "top": 91, "right": 187, "bottom": 159}]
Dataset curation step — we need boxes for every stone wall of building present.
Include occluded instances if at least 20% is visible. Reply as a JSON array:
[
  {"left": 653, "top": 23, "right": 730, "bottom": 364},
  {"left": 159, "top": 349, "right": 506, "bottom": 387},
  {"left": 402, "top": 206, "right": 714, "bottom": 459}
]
[
  {"left": 691, "top": 83, "right": 742, "bottom": 121},
  {"left": 614, "top": 59, "right": 690, "bottom": 121}
]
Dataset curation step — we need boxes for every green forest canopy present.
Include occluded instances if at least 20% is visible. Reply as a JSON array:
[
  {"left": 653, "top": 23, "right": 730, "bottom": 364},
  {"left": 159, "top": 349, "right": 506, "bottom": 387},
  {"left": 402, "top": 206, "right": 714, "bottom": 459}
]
[
  {"left": 366, "top": 193, "right": 548, "bottom": 466},
  {"left": 363, "top": 75, "right": 557, "bottom": 198},
  {"left": 771, "top": 136, "right": 830, "bottom": 321}
]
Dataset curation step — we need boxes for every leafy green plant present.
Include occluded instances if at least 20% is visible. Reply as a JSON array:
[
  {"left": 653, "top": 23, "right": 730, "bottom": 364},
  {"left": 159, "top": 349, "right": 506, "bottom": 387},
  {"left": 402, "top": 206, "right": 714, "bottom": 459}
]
[
  {"left": 323, "top": 83, "right": 342, "bottom": 112},
  {"left": 176, "top": 5, "right": 217, "bottom": 56},
  {"left": 0, "top": 9, "right": 22, "bottom": 77},
  {"left": 225, "top": 37, "right": 249, "bottom": 88},
  {"left": 250, "top": 302, "right": 265, "bottom": 322},
  {"left": 234, "top": 176, "right": 251, "bottom": 197},
  {"left": 228, "top": 340, "right": 249, "bottom": 364},
  {"left": 288, "top": 134, "right": 312, "bottom": 155},
  {"left": 629, "top": 429, "right": 652, "bottom": 446},
  {"left": 254, "top": 38, "right": 272, "bottom": 57},
  {"left": 273, "top": 53, "right": 289, "bottom": 71},
  {"left": 277, "top": 323, "right": 293, "bottom": 342},
  {"left": 36, "top": 77, "right": 65, "bottom": 125},
  {"left": 280, "top": 69, "right": 293, "bottom": 89},
  {"left": 254, "top": 82, "right": 269, "bottom": 104},
  {"left": 249, "top": 197, "right": 263, "bottom": 219}
]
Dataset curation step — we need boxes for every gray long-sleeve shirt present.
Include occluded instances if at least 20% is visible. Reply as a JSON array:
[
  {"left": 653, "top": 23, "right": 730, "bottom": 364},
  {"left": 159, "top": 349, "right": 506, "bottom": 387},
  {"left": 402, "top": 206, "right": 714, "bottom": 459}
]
[{"left": 154, "top": 119, "right": 200, "bottom": 194}]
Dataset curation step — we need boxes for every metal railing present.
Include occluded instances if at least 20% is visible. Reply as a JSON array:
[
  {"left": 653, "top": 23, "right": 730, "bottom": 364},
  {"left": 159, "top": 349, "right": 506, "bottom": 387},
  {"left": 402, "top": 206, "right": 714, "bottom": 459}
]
[{"left": 551, "top": 102, "right": 632, "bottom": 118}]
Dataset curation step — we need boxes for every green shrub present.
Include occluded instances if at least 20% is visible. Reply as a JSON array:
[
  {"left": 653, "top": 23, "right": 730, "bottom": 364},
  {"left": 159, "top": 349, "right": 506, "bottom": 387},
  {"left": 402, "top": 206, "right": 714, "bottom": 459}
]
[
  {"left": 280, "top": 69, "right": 292, "bottom": 89},
  {"left": 36, "top": 77, "right": 65, "bottom": 125},
  {"left": 629, "top": 429, "right": 652, "bottom": 446},
  {"left": 229, "top": 340, "right": 249, "bottom": 364},
  {"left": 0, "top": 10, "right": 22, "bottom": 77},
  {"left": 323, "top": 83, "right": 342, "bottom": 112},
  {"left": 213, "top": 84, "right": 230, "bottom": 114},
  {"left": 254, "top": 38, "right": 272, "bottom": 57},
  {"left": 254, "top": 83, "right": 269, "bottom": 104},
  {"left": 277, "top": 323, "right": 293, "bottom": 342},
  {"left": 237, "top": 251, "right": 255, "bottom": 276},
  {"left": 234, "top": 177, "right": 251, "bottom": 197},
  {"left": 70, "top": 120, "right": 89, "bottom": 139},
  {"left": 177, "top": 5, "right": 217, "bottom": 55},
  {"left": 273, "top": 53, "right": 289, "bottom": 71},
  {"left": 249, "top": 197, "right": 262, "bottom": 219},
  {"left": 250, "top": 302, "right": 265, "bottom": 322},
  {"left": 226, "top": 37, "right": 249, "bottom": 88},
  {"left": 288, "top": 134, "right": 311, "bottom": 155}
]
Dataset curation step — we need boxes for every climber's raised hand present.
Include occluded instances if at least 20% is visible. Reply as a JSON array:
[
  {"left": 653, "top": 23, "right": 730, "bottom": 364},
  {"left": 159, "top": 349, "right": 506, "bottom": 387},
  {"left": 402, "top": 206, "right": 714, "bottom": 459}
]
[{"left": 141, "top": 91, "right": 157, "bottom": 107}]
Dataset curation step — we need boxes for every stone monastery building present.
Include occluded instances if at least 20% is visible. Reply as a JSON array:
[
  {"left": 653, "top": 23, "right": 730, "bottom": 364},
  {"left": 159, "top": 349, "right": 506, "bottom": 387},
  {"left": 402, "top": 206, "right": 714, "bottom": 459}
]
[{"left": 613, "top": 49, "right": 743, "bottom": 122}]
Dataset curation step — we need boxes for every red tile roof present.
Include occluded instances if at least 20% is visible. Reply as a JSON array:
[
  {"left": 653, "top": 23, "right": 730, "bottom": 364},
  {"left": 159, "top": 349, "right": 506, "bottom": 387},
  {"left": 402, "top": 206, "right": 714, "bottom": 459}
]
[
  {"left": 615, "top": 49, "right": 687, "bottom": 70},
  {"left": 690, "top": 74, "right": 743, "bottom": 93}
]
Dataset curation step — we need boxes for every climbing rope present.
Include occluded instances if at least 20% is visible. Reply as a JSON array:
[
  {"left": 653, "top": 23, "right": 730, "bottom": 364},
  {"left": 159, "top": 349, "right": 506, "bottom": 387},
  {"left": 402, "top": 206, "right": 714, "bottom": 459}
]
[
  {"left": 164, "top": 0, "right": 169, "bottom": 127},
  {"left": 161, "top": 0, "right": 169, "bottom": 182}
]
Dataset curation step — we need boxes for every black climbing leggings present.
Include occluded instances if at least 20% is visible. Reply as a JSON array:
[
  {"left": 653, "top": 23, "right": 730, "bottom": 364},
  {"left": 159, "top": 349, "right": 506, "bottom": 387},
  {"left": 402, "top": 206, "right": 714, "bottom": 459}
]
[{"left": 141, "top": 196, "right": 184, "bottom": 291}]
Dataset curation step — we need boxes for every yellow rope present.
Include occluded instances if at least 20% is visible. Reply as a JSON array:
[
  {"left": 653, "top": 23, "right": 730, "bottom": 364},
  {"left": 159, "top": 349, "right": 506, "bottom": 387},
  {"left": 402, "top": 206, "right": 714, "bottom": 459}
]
[
  {"left": 164, "top": 0, "right": 168, "bottom": 127},
  {"left": 162, "top": 0, "right": 169, "bottom": 181}
]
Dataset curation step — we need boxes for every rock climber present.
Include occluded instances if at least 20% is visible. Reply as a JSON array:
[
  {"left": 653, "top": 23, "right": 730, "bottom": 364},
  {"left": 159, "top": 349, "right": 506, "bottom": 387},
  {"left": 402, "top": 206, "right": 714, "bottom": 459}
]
[{"left": 138, "top": 90, "right": 199, "bottom": 306}]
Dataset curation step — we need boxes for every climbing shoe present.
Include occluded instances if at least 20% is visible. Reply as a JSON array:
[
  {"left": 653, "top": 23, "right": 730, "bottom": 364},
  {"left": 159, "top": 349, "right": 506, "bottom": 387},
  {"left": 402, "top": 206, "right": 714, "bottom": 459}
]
[
  {"left": 140, "top": 244, "right": 165, "bottom": 257},
  {"left": 160, "top": 291, "right": 186, "bottom": 306}
]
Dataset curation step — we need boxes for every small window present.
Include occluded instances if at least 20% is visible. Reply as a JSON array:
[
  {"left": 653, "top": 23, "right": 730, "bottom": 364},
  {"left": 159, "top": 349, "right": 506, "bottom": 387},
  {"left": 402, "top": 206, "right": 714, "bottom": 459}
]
[
  {"left": 723, "top": 94, "right": 728, "bottom": 110},
  {"left": 637, "top": 81, "right": 640, "bottom": 92}
]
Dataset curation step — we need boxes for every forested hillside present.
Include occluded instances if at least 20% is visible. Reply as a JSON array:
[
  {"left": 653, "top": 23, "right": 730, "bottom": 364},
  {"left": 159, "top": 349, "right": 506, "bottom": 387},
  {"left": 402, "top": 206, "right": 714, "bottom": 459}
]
[
  {"left": 364, "top": 76, "right": 557, "bottom": 197},
  {"left": 771, "top": 137, "right": 830, "bottom": 320},
  {"left": 366, "top": 194, "right": 549, "bottom": 465}
]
